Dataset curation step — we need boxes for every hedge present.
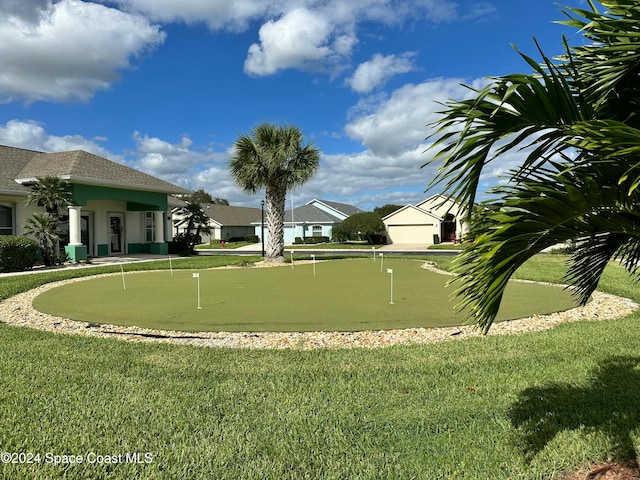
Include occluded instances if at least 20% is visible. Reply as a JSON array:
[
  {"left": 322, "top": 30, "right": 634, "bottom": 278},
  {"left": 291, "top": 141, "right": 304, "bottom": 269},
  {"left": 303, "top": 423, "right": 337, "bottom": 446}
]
[{"left": 0, "top": 236, "right": 39, "bottom": 272}]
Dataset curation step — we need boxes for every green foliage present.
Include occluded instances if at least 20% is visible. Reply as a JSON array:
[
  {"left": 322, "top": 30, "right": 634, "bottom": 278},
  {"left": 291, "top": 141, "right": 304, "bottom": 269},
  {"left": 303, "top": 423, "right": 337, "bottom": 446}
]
[
  {"left": 229, "top": 123, "right": 320, "bottom": 260},
  {"left": 186, "top": 188, "right": 229, "bottom": 206},
  {"left": 425, "top": 0, "right": 640, "bottom": 331},
  {"left": 373, "top": 204, "right": 403, "bottom": 218},
  {"left": 332, "top": 212, "right": 385, "bottom": 244},
  {"left": 244, "top": 234, "right": 259, "bottom": 243},
  {"left": 0, "top": 235, "right": 39, "bottom": 272},
  {"left": 25, "top": 176, "right": 72, "bottom": 217},
  {"left": 23, "top": 213, "right": 60, "bottom": 267}
]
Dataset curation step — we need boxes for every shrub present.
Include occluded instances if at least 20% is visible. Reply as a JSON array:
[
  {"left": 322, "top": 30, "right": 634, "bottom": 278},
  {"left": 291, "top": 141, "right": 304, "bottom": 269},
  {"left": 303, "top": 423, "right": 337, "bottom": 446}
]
[
  {"left": 244, "top": 234, "right": 259, "bottom": 243},
  {"left": 303, "top": 236, "right": 330, "bottom": 244},
  {"left": 294, "top": 237, "right": 304, "bottom": 244},
  {"left": 0, "top": 236, "right": 39, "bottom": 272}
]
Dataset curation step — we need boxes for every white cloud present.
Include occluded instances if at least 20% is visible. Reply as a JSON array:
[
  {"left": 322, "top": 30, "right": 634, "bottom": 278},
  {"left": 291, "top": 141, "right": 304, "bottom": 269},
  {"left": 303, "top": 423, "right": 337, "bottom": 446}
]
[
  {"left": 347, "top": 52, "right": 417, "bottom": 94},
  {"left": 0, "top": 0, "right": 165, "bottom": 103},
  {"left": 112, "top": 0, "right": 459, "bottom": 77},
  {"left": 244, "top": 8, "right": 340, "bottom": 76},
  {"left": 0, "top": 119, "right": 119, "bottom": 160},
  {"left": 345, "top": 79, "right": 478, "bottom": 157}
]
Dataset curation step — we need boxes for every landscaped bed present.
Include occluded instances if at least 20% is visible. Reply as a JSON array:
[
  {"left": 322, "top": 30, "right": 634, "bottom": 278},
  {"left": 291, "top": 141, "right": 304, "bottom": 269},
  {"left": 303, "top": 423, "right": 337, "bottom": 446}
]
[{"left": 31, "top": 258, "right": 576, "bottom": 333}]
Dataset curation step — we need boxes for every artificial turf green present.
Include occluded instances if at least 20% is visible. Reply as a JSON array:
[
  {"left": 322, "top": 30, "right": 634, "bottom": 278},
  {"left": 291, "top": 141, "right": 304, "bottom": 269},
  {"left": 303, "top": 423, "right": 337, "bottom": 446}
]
[{"left": 32, "top": 258, "right": 576, "bottom": 332}]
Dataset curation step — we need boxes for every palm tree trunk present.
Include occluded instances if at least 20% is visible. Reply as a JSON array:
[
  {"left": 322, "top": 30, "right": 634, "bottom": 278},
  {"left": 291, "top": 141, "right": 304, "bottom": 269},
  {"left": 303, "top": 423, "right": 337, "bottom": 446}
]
[{"left": 265, "top": 182, "right": 286, "bottom": 262}]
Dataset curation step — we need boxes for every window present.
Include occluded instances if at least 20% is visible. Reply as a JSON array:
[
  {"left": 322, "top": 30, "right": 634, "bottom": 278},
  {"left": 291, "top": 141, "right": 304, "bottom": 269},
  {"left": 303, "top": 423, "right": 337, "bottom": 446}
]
[
  {"left": 312, "top": 225, "right": 322, "bottom": 237},
  {"left": 0, "top": 205, "right": 13, "bottom": 236},
  {"left": 145, "top": 212, "right": 155, "bottom": 242}
]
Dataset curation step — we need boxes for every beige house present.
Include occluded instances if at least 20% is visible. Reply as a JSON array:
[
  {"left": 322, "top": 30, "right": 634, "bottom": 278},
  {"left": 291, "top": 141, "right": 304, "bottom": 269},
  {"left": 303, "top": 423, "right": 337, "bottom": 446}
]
[{"left": 383, "top": 194, "right": 468, "bottom": 245}]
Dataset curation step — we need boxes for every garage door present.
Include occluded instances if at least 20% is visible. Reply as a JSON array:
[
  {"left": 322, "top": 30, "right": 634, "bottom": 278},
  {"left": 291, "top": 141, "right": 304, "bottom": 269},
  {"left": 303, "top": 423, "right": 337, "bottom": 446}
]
[{"left": 387, "top": 225, "right": 434, "bottom": 244}]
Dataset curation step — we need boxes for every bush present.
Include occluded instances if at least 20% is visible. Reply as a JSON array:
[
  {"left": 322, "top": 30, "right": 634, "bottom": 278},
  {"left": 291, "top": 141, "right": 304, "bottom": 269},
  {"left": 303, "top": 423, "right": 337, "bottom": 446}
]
[
  {"left": 244, "top": 234, "right": 259, "bottom": 243},
  {"left": 294, "top": 237, "right": 304, "bottom": 244},
  {"left": 0, "top": 236, "right": 39, "bottom": 272},
  {"left": 303, "top": 236, "right": 330, "bottom": 244}
]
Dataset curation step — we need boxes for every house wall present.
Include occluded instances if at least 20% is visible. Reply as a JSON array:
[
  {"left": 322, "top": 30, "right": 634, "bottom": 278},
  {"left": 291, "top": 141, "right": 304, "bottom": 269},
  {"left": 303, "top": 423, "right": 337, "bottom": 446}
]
[
  {"left": 0, "top": 194, "right": 40, "bottom": 236},
  {"left": 383, "top": 207, "right": 441, "bottom": 245}
]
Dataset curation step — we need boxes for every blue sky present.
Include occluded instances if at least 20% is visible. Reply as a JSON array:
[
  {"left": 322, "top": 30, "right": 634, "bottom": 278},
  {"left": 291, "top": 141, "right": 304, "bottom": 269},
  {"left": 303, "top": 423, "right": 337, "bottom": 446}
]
[{"left": 0, "top": 0, "right": 585, "bottom": 210}]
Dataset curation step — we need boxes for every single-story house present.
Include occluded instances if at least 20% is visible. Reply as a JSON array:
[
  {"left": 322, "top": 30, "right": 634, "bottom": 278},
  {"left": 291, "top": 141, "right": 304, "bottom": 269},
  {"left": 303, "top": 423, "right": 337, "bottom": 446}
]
[
  {"left": 172, "top": 202, "right": 262, "bottom": 242},
  {"left": 0, "top": 144, "right": 189, "bottom": 261},
  {"left": 383, "top": 194, "right": 468, "bottom": 245},
  {"left": 255, "top": 199, "right": 363, "bottom": 244}
]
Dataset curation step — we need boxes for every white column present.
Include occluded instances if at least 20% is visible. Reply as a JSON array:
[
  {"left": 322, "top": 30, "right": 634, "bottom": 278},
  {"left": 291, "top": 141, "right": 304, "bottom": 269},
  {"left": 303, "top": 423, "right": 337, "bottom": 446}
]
[
  {"left": 68, "top": 205, "right": 82, "bottom": 245},
  {"left": 154, "top": 211, "right": 165, "bottom": 243}
]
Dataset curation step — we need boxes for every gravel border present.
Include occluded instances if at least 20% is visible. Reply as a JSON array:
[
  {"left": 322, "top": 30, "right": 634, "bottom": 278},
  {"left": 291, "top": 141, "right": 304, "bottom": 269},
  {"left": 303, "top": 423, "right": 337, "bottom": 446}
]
[{"left": 1, "top": 262, "right": 638, "bottom": 350}]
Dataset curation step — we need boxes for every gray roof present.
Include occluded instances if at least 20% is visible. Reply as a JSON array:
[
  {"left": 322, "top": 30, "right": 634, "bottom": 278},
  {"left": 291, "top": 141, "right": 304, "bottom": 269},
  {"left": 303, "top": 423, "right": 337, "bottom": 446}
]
[
  {"left": 0, "top": 145, "right": 41, "bottom": 195},
  {"left": 311, "top": 199, "right": 363, "bottom": 217},
  {"left": 206, "top": 204, "right": 262, "bottom": 226},
  {"left": 285, "top": 204, "right": 342, "bottom": 224},
  {"left": 1, "top": 145, "right": 188, "bottom": 194}
]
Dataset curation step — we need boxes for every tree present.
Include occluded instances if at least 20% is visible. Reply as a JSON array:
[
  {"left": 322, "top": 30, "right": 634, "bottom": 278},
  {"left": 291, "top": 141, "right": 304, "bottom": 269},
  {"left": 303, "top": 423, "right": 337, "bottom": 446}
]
[
  {"left": 25, "top": 176, "right": 72, "bottom": 218},
  {"left": 332, "top": 212, "right": 385, "bottom": 244},
  {"left": 175, "top": 199, "right": 212, "bottom": 255},
  {"left": 373, "top": 204, "right": 404, "bottom": 218},
  {"left": 23, "top": 213, "right": 59, "bottom": 267},
  {"left": 229, "top": 123, "right": 320, "bottom": 262},
  {"left": 424, "top": 0, "right": 640, "bottom": 332},
  {"left": 25, "top": 176, "right": 72, "bottom": 265},
  {"left": 187, "top": 188, "right": 229, "bottom": 206}
]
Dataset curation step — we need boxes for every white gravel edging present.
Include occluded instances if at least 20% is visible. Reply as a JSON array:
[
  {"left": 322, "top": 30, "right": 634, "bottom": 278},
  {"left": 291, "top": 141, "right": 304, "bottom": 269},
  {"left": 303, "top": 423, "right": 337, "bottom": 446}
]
[{"left": 1, "top": 263, "right": 638, "bottom": 350}]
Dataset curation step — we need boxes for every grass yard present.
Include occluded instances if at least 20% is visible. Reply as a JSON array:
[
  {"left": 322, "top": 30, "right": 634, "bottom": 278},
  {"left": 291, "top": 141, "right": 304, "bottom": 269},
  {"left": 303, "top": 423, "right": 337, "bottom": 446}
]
[
  {"left": 31, "top": 258, "right": 575, "bottom": 332},
  {"left": 0, "top": 255, "right": 638, "bottom": 479}
]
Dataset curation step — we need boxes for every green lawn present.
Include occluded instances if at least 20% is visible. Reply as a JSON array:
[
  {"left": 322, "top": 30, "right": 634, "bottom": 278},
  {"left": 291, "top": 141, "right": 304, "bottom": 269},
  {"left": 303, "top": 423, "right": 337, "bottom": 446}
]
[
  {"left": 0, "top": 255, "right": 638, "bottom": 479},
  {"left": 32, "top": 258, "right": 575, "bottom": 332}
]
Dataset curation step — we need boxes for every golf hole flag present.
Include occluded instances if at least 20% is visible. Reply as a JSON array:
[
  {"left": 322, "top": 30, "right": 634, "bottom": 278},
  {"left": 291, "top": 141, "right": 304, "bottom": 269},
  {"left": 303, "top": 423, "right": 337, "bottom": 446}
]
[
  {"left": 192, "top": 273, "right": 199, "bottom": 278},
  {"left": 387, "top": 268, "right": 393, "bottom": 274}
]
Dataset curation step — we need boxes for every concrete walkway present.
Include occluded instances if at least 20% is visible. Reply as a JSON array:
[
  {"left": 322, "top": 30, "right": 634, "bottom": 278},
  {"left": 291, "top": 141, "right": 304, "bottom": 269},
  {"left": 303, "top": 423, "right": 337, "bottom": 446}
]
[{"left": 0, "top": 253, "right": 177, "bottom": 278}]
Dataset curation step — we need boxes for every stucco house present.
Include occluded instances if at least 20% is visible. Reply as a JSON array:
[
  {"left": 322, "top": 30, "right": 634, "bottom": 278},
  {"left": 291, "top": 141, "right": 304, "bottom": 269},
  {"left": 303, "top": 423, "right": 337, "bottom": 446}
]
[
  {"left": 0, "top": 144, "right": 188, "bottom": 261},
  {"left": 256, "top": 199, "right": 363, "bottom": 244},
  {"left": 383, "top": 194, "right": 468, "bottom": 245}
]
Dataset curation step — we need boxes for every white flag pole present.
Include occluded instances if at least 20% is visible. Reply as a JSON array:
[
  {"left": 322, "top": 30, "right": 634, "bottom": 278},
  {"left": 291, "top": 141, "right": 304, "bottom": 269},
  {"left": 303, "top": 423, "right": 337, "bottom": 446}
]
[
  {"left": 169, "top": 256, "right": 173, "bottom": 276},
  {"left": 311, "top": 254, "right": 316, "bottom": 276},
  {"left": 372, "top": 247, "right": 375, "bottom": 262},
  {"left": 120, "top": 265, "right": 126, "bottom": 291},
  {"left": 193, "top": 272, "right": 201, "bottom": 309},
  {"left": 291, "top": 250, "right": 294, "bottom": 269},
  {"left": 387, "top": 268, "right": 394, "bottom": 304},
  {"left": 379, "top": 253, "right": 384, "bottom": 272}
]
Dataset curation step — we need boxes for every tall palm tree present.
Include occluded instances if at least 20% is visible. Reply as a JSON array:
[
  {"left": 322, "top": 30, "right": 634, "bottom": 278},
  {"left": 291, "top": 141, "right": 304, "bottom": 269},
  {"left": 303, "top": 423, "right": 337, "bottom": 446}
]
[
  {"left": 229, "top": 123, "right": 320, "bottom": 262},
  {"left": 425, "top": 0, "right": 640, "bottom": 332}
]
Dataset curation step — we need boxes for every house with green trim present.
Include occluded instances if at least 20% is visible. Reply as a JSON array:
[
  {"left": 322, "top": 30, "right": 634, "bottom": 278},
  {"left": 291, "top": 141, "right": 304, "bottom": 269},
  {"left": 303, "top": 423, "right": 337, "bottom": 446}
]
[{"left": 0, "top": 145, "right": 189, "bottom": 261}]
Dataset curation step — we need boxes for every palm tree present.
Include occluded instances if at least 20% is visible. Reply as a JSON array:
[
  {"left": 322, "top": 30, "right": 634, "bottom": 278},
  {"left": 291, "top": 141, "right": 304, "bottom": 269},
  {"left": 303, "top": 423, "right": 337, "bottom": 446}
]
[
  {"left": 24, "top": 213, "right": 59, "bottom": 267},
  {"left": 25, "top": 176, "right": 73, "bottom": 264},
  {"left": 424, "top": 0, "right": 640, "bottom": 332},
  {"left": 229, "top": 123, "right": 320, "bottom": 262},
  {"left": 175, "top": 200, "right": 213, "bottom": 255},
  {"left": 25, "top": 176, "right": 73, "bottom": 218}
]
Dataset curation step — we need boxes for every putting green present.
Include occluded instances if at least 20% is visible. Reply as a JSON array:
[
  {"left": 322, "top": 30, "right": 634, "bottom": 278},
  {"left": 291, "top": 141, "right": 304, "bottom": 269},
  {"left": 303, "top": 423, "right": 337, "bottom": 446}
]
[{"left": 33, "top": 258, "right": 576, "bottom": 332}]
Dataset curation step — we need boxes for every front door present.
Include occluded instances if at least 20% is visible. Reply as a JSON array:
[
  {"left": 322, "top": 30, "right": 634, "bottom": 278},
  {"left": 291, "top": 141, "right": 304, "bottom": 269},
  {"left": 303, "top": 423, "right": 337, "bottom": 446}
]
[{"left": 109, "top": 214, "right": 124, "bottom": 254}]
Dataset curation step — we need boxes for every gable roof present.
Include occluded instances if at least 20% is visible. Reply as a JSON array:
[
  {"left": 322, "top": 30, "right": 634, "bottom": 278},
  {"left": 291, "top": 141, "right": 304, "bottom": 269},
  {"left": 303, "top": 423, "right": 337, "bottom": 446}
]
[
  {"left": 1, "top": 145, "right": 188, "bottom": 195},
  {"left": 307, "top": 199, "right": 363, "bottom": 217},
  {"left": 283, "top": 204, "right": 343, "bottom": 224},
  {"left": 382, "top": 204, "right": 442, "bottom": 223}
]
